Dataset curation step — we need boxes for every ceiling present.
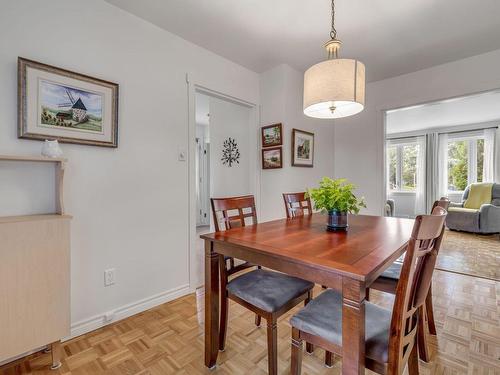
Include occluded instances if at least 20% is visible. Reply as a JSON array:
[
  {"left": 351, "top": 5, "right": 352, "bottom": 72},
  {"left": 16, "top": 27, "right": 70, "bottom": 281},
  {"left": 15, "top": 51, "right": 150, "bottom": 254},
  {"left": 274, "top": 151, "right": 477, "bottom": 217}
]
[
  {"left": 386, "top": 90, "right": 500, "bottom": 134},
  {"left": 105, "top": 0, "right": 500, "bottom": 82}
]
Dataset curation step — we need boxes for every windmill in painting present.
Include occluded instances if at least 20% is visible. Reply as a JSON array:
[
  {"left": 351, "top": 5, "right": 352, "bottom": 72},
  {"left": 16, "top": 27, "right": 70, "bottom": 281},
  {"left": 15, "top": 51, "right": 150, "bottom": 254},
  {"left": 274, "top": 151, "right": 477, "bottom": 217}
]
[
  {"left": 39, "top": 80, "right": 103, "bottom": 133},
  {"left": 57, "top": 89, "right": 88, "bottom": 123}
]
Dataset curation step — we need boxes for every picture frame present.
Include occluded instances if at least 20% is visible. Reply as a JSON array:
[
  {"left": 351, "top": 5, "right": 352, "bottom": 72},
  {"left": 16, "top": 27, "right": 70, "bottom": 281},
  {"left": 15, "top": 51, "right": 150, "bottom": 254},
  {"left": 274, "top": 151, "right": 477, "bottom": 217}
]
[
  {"left": 18, "top": 57, "right": 119, "bottom": 148},
  {"left": 261, "top": 123, "right": 283, "bottom": 147},
  {"left": 292, "top": 128, "right": 314, "bottom": 167},
  {"left": 262, "top": 146, "right": 283, "bottom": 169}
]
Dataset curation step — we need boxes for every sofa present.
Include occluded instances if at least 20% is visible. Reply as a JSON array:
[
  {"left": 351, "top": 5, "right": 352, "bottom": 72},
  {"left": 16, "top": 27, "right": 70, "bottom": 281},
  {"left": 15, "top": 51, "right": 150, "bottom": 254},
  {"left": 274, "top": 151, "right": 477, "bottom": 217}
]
[
  {"left": 446, "top": 183, "right": 500, "bottom": 234},
  {"left": 385, "top": 199, "right": 395, "bottom": 217}
]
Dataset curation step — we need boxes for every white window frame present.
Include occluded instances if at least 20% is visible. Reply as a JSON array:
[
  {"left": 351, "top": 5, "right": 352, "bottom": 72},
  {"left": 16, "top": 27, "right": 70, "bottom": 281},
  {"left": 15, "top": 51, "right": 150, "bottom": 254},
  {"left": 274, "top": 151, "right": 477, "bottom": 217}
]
[
  {"left": 446, "top": 135, "right": 484, "bottom": 194},
  {"left": 387, "top": 139, "right": 419, "bottom": 193}
]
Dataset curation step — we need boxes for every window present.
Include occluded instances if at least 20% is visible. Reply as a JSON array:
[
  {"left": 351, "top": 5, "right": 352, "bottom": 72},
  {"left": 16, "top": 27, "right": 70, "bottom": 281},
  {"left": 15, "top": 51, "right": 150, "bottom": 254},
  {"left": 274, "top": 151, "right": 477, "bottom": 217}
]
[
  {"left": 447, "top": 137, "right": 484, "bottom": 192},
  {"left": 387, "top": 141, "right": 420, "bottom": 192}
]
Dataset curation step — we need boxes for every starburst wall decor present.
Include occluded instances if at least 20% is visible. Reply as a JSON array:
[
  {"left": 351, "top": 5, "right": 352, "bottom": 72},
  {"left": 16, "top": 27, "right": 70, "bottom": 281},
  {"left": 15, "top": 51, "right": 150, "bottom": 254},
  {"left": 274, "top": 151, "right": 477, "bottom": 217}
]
[{"left": 221, "top": 137, "right": 240, "bottom": 167}]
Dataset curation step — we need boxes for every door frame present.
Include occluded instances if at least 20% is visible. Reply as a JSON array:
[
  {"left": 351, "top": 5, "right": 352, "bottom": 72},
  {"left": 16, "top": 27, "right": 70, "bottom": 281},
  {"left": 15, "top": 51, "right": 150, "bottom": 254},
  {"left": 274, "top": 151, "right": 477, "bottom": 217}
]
[{"left": 187, "top": 78, "right": 260, "bottom": 290}]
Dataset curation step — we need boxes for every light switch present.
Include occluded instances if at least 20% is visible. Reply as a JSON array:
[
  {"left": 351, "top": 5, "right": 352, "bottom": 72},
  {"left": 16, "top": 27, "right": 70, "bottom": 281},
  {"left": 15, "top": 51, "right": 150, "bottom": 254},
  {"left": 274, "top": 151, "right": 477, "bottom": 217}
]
[{"left": 178, "top": 148, "right": 187, "bottom": 161}]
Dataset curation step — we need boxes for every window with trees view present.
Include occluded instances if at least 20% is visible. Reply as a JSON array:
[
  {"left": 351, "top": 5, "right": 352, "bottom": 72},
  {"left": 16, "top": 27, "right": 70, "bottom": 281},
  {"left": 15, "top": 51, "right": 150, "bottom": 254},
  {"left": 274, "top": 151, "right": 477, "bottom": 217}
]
[
  {"left": 447, "top": 137, "right": 484, "bottom": 192},
  {"left": 387, "top": 142, "right": 420, "bottom": 192}
]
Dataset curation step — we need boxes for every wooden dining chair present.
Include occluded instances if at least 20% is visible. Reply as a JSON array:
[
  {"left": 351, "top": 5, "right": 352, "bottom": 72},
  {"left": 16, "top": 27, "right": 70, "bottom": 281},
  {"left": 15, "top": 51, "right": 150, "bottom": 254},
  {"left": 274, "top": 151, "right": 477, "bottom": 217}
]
[
  {"left": 290, "top": 206, "right": 447, "bottom": 375},
  {"left": 367, "top": 197, "right": 450, "bottom": 362},
  {"left": 283, "top": 192, "right": 313, "bottom": 218},
  {"left": 211, "top": 195, "right": 315, "bottom": 375}
]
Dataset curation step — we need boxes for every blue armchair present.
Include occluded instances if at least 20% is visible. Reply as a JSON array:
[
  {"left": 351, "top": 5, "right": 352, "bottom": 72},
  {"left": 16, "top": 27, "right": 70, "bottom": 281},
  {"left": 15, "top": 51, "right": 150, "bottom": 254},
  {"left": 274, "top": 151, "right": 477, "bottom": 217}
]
[{"left": 446, "top": 183, "right": 500, "bottom": 234}]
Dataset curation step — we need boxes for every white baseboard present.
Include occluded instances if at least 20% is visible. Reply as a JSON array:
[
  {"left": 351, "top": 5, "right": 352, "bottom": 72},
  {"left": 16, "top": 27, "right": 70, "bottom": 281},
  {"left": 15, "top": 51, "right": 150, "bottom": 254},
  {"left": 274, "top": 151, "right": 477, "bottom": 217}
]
[
  {"left": 0, "top": 284, "right": 192, "bottom": 367},
  {"left": 68, "top": 284, "right": 191, "bottom": 339}
]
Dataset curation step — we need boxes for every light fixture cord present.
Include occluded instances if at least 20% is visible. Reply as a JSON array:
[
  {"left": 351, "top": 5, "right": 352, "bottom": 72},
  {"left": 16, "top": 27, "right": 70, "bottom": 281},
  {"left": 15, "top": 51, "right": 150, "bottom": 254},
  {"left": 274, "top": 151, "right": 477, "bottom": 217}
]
[{"left": 330, "top": 0, "right": 337, "bottom": 40}]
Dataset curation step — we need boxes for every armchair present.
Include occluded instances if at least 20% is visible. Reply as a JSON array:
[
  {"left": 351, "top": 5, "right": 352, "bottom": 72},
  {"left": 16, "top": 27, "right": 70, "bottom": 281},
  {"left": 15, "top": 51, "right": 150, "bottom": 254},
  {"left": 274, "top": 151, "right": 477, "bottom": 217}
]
[{"left": 446, "top": 183, "right": 500, "bottom": 234}]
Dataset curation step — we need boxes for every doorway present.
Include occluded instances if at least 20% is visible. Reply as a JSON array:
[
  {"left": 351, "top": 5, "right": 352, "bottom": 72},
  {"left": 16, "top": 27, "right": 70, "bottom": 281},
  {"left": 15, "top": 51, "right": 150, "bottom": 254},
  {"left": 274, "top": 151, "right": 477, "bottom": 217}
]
[
  {"left": 195, "top": 93, "right": 210, "bottom": 228},
  {"left": 190, "top": 88, "right": 258, "bottom": 289},
  {"left": 383, "top": 89, "right": 500, "bottom": 219}
]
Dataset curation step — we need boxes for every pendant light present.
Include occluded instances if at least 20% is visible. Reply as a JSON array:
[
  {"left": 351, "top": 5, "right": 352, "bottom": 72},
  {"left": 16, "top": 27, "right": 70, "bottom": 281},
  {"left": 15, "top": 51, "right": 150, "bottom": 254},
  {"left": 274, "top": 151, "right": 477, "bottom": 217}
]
[{"left": 303, "top": 0, "right": 365, "bottom": 119}]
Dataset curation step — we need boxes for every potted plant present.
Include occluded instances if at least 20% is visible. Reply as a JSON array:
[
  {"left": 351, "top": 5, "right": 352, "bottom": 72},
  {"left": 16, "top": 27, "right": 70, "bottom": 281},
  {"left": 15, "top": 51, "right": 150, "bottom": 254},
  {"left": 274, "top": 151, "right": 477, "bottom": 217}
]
[{"left": 306, "top": 177, "right": 366, "bottom": 231}]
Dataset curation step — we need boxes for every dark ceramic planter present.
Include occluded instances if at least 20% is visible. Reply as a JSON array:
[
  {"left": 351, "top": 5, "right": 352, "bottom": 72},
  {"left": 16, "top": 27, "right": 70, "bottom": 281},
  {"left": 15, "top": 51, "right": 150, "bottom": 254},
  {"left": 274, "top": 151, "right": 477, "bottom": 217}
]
[{"left": 327, "top": 210, "right": 348, "bottom": 231}]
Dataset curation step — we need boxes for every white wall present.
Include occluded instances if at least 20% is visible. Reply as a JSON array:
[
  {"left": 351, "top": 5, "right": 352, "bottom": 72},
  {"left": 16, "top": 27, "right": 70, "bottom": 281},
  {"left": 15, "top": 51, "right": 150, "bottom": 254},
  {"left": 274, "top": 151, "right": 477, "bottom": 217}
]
[
  {"left": 0, "top": 0, "right": 259, "bottom": 338},
  {"left": 259, "top": 64, "right": 335, "bottom": 222},
  {"left": 334, "top": 49, "right": 500, "bottom": 215},
  {"left": 209, "top": 96, "right": 253, "bottom": 198}
]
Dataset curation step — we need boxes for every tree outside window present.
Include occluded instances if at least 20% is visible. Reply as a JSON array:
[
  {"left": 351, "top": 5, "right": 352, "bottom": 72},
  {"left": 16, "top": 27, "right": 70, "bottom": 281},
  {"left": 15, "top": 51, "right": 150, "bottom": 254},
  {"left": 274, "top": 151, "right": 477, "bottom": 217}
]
[
  {"left": 387, "top": 146, "right": 397, "bottom": 190},
  {"left": 387, "top": 141, "right": 419, "bottom": 192},
  {"left": 477, "top": 139, "right": 484, "bottom": 183},
  {"left": 402, "top": 144, "right": 417, "bottom": 190},
  {"left": 448, "top": 140, "right": 468, "bottom": 191},
  {"left": 447, "top": 137, "right": 484, "bottom": 192}
]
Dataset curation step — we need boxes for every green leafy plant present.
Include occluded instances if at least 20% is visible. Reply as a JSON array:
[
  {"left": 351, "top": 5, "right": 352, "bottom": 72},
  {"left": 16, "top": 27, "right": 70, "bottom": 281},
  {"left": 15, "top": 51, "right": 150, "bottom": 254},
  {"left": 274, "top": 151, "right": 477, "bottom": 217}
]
[{"left": 306, "top": 177, "right": 366, "bottom": 214}]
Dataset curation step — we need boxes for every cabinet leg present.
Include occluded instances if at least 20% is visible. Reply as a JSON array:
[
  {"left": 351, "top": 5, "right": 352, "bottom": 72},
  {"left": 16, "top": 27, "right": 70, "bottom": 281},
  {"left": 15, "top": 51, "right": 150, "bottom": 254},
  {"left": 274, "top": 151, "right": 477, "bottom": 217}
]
[{"left": 50, "top": 341, "right": 62, "bottom": 370}]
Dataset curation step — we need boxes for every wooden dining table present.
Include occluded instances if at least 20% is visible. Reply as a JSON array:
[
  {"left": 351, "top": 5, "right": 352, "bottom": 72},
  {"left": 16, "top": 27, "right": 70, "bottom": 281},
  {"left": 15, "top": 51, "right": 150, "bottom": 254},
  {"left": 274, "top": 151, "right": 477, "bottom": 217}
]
[{"left": 201, "top": 214, "right": 414, "bottom": 374}]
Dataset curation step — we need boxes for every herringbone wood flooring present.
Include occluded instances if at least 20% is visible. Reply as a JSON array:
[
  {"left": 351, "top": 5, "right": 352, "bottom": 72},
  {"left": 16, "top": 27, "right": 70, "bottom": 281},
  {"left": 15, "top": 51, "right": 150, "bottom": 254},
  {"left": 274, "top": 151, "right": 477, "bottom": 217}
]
[
  {"left": 437, "top": 230, "right": 500, "bottom": 280},
  {"left": 1, "top": 270, "right": 499, "bottom": 374}
]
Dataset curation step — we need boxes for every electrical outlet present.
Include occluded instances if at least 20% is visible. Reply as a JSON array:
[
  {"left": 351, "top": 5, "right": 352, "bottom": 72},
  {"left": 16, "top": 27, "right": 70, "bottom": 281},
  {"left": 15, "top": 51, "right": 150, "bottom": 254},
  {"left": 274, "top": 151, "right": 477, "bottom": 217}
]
[{"left": 104, "top": 268, "right": 116, "bottom": 286}]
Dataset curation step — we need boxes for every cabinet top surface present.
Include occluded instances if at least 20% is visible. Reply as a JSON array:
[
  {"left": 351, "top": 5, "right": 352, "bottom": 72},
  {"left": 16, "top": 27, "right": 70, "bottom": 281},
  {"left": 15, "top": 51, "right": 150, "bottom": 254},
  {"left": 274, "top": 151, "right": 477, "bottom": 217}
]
[
  {"left": 0, "top": 155, "right": 67, "bottom": 163},
  {"left": 0, "top": 214, "right": 72, "bottom": 224}
]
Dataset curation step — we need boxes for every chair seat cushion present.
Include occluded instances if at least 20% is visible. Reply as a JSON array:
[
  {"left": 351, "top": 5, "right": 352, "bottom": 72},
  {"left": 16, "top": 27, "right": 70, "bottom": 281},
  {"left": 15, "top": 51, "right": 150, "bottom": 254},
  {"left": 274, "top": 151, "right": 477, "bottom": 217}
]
[
  {"left": 227, "top": 269, "right": 314, "bottom": 313},
  {"left": 290, "top": 289, "right": 391, "bottom": 363},
  {"left": 380, "top": 262, "right": 402, "bottom": 280}
]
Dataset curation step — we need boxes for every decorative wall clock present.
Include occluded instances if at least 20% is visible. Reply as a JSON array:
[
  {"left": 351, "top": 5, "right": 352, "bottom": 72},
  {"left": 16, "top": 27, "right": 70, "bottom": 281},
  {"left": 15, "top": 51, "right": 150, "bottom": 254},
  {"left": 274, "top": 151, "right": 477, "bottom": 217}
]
[{"left": 221, "top": 137, "right": 240, "bottom": 167}]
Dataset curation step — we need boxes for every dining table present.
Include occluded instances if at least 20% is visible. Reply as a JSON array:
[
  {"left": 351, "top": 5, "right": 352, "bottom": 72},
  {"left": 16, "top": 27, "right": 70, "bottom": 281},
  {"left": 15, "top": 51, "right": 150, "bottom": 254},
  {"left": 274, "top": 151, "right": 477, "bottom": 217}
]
[{"left": 201, "top": 213, "right": 414, "bottom": 375}]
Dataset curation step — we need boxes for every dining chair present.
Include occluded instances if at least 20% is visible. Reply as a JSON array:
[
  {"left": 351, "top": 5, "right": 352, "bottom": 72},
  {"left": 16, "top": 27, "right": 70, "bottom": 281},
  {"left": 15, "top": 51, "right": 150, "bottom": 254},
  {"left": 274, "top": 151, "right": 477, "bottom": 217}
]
[
  {"left": 289, "top": 206, "right": 447, "bottom": 375},
  {"left": 367, "top": 197, "right": 450, "bottom": 362},
  {"left": 282, "top": 192, "right": 313, "bottom": 218},
  {"left": 211, "top": 195, "right": 315, "bottom": 375}
]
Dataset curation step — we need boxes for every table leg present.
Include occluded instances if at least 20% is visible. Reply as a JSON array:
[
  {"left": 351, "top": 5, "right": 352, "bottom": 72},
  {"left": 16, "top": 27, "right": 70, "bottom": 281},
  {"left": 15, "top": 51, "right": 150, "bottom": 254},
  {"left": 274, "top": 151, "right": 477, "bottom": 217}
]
[
  {"left": 342, "top": 277, "right": 366, "bottom": 375},
  {"left": 204, "top": 240, "right": 219, "bottom": 369}
]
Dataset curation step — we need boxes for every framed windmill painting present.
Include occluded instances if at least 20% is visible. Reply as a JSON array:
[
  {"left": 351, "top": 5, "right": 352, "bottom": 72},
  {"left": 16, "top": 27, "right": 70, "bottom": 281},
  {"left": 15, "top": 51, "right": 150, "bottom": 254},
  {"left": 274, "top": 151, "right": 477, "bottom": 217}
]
[{"left": 18, "top": 57, "right": 119, "bottom": 147}]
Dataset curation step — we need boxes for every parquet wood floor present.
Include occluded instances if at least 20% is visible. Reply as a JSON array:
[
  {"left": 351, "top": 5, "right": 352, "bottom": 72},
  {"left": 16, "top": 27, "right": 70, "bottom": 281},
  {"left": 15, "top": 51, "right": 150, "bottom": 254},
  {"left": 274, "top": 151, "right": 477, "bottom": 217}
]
[
  {"left": 1, "top": 270, "right": 499, "bottom": 374},
  {"left": 437, "top": 230, "right": 500, "bottom": 280}
]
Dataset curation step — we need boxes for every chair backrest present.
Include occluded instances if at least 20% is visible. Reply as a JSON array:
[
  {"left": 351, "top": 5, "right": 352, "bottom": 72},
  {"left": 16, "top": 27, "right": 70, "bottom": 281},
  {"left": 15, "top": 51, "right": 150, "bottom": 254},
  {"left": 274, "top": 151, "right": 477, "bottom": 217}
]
[
  {"left": 431, "top": 197, "right": 450, "bottom": 212},
  {"left": 210, "top": 195, "right": 257, "bottom": 232},
  {"left": 282, "top": 192, "right": 313, "bottom": 218},
  {"left": 210, "top": 195, "right": 258, "bottom": 279},
  {"left": 388, "top": 206, "right": 447, "bottom": 374}
]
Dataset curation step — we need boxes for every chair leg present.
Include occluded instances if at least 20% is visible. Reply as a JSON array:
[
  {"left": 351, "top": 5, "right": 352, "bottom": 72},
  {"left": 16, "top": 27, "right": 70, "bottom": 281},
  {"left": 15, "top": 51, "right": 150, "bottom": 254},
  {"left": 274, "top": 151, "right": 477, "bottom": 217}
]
[
  {"left": 408, "top": 342, "right": 420, "bottom": 375},
  {"left": 291, "top": 327, "right": 303, "bottom": 375},
  {"left": 266, "top": 318, "right": 278, "bottom": 375},
  {"left": 425, "top": 285, "right": 437, "bottom": 335},
  {"left": 417, "top": 306, "right": 431, "bottom": 362},
  {"left": 366, "top": 287, "right": 370, "bottom": 301},
  {"left": 255, "top": 314, "right": 261, "bottom": 327},
  {"left": 305, "top": 291, "right": 314, "bottom": 354},
  {"left": 325, "top": 351, "right": 334, "bottom": 368},
  {"left": 219, "top": 292, "right": 229, "bottom": 351}
]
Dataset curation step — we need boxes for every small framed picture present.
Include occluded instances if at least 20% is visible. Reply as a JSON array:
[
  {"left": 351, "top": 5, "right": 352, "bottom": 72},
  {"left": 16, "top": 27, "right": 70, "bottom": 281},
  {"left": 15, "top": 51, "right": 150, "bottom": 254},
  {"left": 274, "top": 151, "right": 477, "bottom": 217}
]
[
  {"left": 262, "top": 146, "right": 283, "bottom": 169},
  {"left": 292, "top": 129, "right": 314, "bottom": 167},
  {"left": 18, "top": 57, "right": 119, "bottom": 147},
  {"left": 261, "top": 123, "right": 283, "bottom": 147}
]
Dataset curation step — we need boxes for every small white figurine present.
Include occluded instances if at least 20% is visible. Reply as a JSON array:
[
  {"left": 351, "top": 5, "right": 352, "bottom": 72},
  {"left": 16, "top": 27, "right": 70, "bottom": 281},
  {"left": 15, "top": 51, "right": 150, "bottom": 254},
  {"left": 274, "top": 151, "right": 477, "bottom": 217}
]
[{"left": 41, "top": 140, "right": 63, "bottom": 158}]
